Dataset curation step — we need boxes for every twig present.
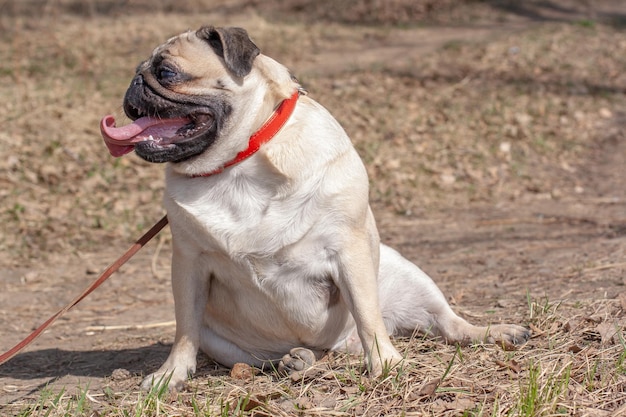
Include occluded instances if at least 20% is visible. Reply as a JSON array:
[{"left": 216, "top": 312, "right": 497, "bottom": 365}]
[
  {"left": 85, "top": 320, "right": 175, "bottom": 332},
  {"left": 583, "top": 262, "right": 626, "bottom": 273}
]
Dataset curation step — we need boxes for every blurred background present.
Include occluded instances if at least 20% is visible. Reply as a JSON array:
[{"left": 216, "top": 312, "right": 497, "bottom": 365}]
[{"left": 0, "top": 0, "right": 623, "bottom": 262}]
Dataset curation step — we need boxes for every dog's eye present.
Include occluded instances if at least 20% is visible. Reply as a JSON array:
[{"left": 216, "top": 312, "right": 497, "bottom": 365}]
[{"left": 158, "top": 68, "right": 177, "bottom": 81}]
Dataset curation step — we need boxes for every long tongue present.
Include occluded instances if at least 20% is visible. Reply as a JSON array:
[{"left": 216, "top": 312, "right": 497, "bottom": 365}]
[{"left": 100, "top": 115, "right": 190, "bottom": 157}]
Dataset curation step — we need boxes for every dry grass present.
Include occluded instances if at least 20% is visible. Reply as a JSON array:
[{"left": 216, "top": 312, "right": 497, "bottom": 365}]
[
  {"left": 7, "top": 297, "right": 626, "bottom": 416},
  {"left": 1, "top": 1, "right": 625, "bottom": 416}
]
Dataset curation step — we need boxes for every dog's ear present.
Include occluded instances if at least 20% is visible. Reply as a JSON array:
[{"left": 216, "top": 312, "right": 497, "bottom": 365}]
[{"left": 196, "top": 26, "right": 260, "bottom": 78}]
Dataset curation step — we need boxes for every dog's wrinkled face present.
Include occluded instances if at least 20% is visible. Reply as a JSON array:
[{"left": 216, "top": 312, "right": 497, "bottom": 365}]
[{"left": 117, "top": 26, "right": 260, "bottom": 163}]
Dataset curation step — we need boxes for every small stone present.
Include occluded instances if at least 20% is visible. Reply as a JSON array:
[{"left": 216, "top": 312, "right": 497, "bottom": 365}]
[
  {"left": 230, "top": 363, "right": 255, "bottom": 380},
  {"left": 21, "top": 271, "right": 39, "bottom": 284},
  {"left": 111, "top": 368, "right": 131, "bottom": 380},
  {"left": 86, "top": 266, "right": 99, "bottom": 275},
  {"left": 599, "top": 108, "right": 612, "bottom": 119}
]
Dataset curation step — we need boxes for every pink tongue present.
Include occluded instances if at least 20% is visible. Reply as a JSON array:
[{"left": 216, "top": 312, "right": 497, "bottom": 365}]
[{"left": 100, "top": 115, "right": 190, "bottom": 157}]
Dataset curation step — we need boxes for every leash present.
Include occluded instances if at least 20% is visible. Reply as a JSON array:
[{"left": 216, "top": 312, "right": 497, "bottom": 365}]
[{"left": 0, "top": 214, "right": 169, "bottom": 366}]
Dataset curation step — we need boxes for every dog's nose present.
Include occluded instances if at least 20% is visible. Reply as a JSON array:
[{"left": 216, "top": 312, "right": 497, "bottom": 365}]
[{"left": 132, "top": 74, "right": 144, "bottom": 86}]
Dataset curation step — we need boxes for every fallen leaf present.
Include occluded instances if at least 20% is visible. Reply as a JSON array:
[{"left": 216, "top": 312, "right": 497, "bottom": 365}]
[
  {"left": 295, "top": 397, "right": 314, "bottom": 410},
  {"left": 596, "top": 321, "right": 620, "bottom": 345},
  {"left": 231, "top": 395, "right": 266, "bottom": 413},
  {"left": 496, "top": 359, "right": 522, "bottom": 373},
  {"left": 312, "top": 393, "right": 336, "bottom": 409},
  {"left": 563, "top": 318, "right": 582, "bottom": 332},
  {"left": 568, "top": 344, "right": 584, "bottom": 353},
  {"left": 418, "top": 377, "right": 441, "bottom": 397},
  {"left": 528, "top": 323, "right": 545, "bottom": 336},
  {"left": 585, "top": 315, "right": 603, "bottom": 324},
  {"left": 431, "top": 397, "right": 476, "bottom": 411},
  {"left": 449, "top": 397, "right": 476, "bottom": 411},
  {"left": 497, "top": 339, "right": 518, "bottom": 351}
]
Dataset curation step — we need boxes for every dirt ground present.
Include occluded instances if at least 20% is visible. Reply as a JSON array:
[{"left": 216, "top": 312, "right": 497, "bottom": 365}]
[{"left": 0, "top": 0, "right": 625, "bottom": 415}]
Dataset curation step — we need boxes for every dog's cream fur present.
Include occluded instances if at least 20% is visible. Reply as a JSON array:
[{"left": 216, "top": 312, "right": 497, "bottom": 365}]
[{"left": 113, "top": 27, "right": 529, "bottom": 391}]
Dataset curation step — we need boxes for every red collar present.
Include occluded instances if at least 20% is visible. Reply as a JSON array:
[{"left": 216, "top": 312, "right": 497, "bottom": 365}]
[{"left": 192, "top": 91, "right": 299, "bottom": 177}]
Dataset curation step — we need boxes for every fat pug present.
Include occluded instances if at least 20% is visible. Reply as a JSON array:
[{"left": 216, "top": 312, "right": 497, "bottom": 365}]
[{"left": 100, "top": 26, "right": 530, "bottom": 390}]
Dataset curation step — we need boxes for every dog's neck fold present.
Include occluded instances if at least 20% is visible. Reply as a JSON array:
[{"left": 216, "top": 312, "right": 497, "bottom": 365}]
[{"left": 190, "top": 90, "right": 300, "bottom": 178}]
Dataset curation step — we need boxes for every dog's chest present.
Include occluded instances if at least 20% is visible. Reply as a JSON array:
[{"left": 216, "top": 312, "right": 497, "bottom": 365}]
[
  {"left": 164, "top": 170, "right": 348, "bottom": 341},
  {"left": 164, "top": 168, "right": 327, "bottom": 256}
]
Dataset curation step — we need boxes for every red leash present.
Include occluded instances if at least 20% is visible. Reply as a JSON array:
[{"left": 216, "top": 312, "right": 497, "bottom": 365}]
[{"left": 0, "top": 215, "right": 169, "bottom": 366}]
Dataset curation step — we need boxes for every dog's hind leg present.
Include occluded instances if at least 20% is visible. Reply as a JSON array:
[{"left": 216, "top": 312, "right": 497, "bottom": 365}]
[{"left": 377, "top": 245, "right": 530, "bottom": 346}]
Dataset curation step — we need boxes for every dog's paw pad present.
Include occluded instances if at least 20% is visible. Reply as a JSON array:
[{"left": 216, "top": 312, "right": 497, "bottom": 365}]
[{"left": 277, "top": 347, "right": 316, "bottom": 375}]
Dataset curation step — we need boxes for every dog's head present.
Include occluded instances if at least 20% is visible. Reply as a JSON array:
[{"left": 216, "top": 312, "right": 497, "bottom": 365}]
[
  {"left": 123, "top": 26, "right": 259, "bottom": 164},
  {"left": 101, "top": 26, "right": 296, "bottom": 169}
]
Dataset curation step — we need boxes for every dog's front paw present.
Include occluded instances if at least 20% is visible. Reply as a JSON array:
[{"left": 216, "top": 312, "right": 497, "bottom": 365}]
[
  {"left": 487, "top": 324, "right": 531, "bottom": 346},
  {"left": 367, "top": 348, "right": 403, "bottom": 378},
  {"left": 277, "top": 347, "right": 317, "bottom": 376},
  {"left": 140, "top": 367, "right": 191, "bottom": 392}
]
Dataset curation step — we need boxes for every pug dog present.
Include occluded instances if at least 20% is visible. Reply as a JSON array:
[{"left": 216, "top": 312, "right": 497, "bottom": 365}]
[{"left": 100, "top": 26, "right": 529, "bottom": 390}]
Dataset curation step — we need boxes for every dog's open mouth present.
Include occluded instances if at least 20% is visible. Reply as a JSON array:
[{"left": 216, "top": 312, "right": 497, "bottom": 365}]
[{"left": 100, "top": 113, "right": 214, "bottom": 157}]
